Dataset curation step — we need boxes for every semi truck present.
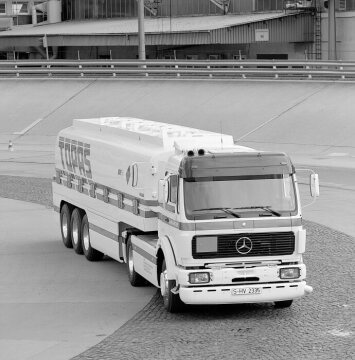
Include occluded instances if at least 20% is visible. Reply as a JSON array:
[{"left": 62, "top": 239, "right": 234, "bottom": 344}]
[{"left": 53, "top": 117, "right": 318, "bottom": 312}]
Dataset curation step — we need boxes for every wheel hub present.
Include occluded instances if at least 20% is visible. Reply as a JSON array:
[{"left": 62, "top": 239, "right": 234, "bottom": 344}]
[
  {"left": 72, "top": 218, "right": 78, "bottom": 245},
  {"left": 160, "top": 270, "right": 169, "bottom": 298},
  {"left": 62, "top": 213, "right": 68, "bottom": 238},
  {"left": 83, "top": 224, "right": 90, "bottom": 251},
  {"left": 128, "top": 245, "right": 134, "bottom": 276}
]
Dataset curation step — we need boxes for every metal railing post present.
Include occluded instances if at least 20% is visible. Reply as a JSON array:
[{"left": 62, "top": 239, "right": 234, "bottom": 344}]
[
  {"left": 273, "top": 65, "right": 278, "bottom": 79},
  {"left": 207, "top": 65, "right": 212, "bottom": 78},
  {"left": 340, "top": 66, "right": 345, "bottom": 80},
  {"left": 306, "top": 65, "right": 312, "bottom": 79}
]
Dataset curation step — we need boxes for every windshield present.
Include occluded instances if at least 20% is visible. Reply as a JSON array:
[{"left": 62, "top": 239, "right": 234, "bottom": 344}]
[{"left": 184, "top": 174, "right": 297, "bottom": 219}]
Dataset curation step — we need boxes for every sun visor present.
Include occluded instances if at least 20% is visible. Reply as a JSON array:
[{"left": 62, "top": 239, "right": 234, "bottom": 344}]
[{"left": 179, "top": 152, "right": 295, "bottom": 178}]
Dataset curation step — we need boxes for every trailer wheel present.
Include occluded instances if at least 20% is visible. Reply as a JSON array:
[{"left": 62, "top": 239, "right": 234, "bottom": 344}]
[
  {"left": 126, "top": 238, "right": 145, "bottom": 286},
  {"left": 160, "top": 260, "right": 183, "bottom": 313},
  {"left": 274, "top": 300, "right": 293, "bottom": 308},
  {"left": 81, "top": 214, "right": 104, "bottom": 261},
  {"left": 60, "top": 204, "right": 73, "bottom": 248},
  {"left": 71, "top": 208, "right": 83, "bottom": 254}
]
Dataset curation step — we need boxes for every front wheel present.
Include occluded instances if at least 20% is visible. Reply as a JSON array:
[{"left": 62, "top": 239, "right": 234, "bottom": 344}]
[
  {"left": 126, "top": 238, "right": 145, "bottom": 286},
  {"left": 274, "top": 300, "right": 293, "bottom": 308},
  {"left": 81, "top": 214, "right": 104, "bottom": 261},
  {"left": 160, "top": 260, "right": 183, "bottom": 313}
]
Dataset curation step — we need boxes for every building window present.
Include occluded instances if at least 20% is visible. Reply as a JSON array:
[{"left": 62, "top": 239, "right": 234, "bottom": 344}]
[
  {"left": 12, "top": 2, "right": 29, "bottom": 15},
  {"left": 0, "top": 3, "right": 6, "bottom": 14}
]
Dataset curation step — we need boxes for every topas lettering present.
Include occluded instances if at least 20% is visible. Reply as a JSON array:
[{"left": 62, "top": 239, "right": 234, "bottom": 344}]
[{"left": 59, "top": 138, "right": 92, "bottom": 179}]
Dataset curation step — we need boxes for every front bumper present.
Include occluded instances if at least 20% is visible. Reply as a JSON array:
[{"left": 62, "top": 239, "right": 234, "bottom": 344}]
[{"left": 179, "top": 281, "right": 313, "bottom": 305}]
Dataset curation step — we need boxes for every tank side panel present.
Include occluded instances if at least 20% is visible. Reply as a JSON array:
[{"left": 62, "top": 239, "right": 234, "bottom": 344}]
[{"left": 53, "top": 124, "right": 171, "bottom": 232}]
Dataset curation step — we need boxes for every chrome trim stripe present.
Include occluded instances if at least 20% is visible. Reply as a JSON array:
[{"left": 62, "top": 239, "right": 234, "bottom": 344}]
[
  {"left": 89, "top": 223, "right": 119, "bottom": 242},
  {"left": 132, "top": 243, "right": 157, "bottom": 265},
  {"left": 292, "top": 218, "right": 302, "bottom": 227},
  {"left": 94, "top": 194, "right": 157, "bottom": 218},
  {"left": 95, "top": 183, "right": 157, "bottom": 206},
  {"left": 54, "top": 168, "right": 158, "bottom": 219},
  {"left": 159, "top": 214, "right": 298, "bottom": 231},
  {"left": 253, "top": 219, "right": 292, "bottom": 228}
]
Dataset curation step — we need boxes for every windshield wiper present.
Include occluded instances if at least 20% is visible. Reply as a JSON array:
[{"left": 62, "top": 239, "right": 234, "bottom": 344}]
[
  {"left": 231, "top": 206, "right": 281, "bottom": 217},
  {"left": 193, "top": 207, "right": 240, "bottom": 218}
]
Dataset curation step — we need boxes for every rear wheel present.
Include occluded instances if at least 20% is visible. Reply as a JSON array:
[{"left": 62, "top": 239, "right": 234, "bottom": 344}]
[
  {"left": 81, "top": 214, "right": 104, "bottom": 261},
  {"left": 60, "top": 204, "right": 72, "bottom": 248},
  {"left": 160, "top": 260, "right": 183, "bottom": 313},
  {"left": 126, "top": 238, "right": 145, "bottom": 286},
  {"left": 274, "top": 300, "right": 293, "bottom": 308},
  {"left": 71, "top": 208, "right": 83, "bottom": 254}
]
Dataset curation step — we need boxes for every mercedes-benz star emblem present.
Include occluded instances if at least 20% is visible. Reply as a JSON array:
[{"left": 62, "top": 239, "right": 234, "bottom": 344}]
[{"left": 236, "top": 237, "right": 253, "bottom": 255}]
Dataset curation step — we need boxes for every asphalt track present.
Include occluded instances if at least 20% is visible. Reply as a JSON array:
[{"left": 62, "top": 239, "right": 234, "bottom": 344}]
[{"left": 0, "top": 79, "right": 354, "bottom": 359}]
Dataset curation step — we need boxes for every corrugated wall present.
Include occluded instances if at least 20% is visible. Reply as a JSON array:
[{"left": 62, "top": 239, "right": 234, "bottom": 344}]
[
  {"left": 46, "top": 13, "right": 314, "bottom": 47},
  {"left": 145, "top": 13, "right": 314, "bottom": 46},
  {"left": 62, "top": 0, "right": 287, "bottom": 20},
  {"left": 211, "top": 13, "right": 314, "bottom": 44}
]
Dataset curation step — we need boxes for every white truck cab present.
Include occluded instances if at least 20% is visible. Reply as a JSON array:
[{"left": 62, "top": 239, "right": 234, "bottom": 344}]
[{"left": 53, "top": 117, "right": 317, "bottom": 312}]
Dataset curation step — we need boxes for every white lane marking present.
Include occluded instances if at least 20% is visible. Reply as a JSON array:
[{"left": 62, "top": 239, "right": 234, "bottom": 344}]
[
  {"left": 13, "top": 118, "right": 43, "bottom": 136},
  {"left": 235, "top": 85, "right": 328, "bottom": 142},
  {"left": 328, "top": 153, "right": 350, "bottom": 157}
]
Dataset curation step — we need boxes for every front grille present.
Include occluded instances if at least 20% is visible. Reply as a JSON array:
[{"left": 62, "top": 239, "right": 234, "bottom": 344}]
[{"left": 192, "top": 232, "right": 295, "bottom": 259}]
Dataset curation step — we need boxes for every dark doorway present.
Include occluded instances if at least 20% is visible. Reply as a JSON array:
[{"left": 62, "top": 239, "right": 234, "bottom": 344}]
[{"left": 257, "top": 54, "right": 288, "bottom": 60}]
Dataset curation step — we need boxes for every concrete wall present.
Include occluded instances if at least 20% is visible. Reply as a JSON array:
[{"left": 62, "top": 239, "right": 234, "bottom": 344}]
[{"left": 1, "top": 80, "right": 354, "bottom": 160}]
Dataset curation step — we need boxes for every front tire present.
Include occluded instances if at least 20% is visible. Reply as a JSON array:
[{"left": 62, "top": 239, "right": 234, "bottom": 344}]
[
  {"left": 160, "top": 260, "right": 183, "bottom": 313},
  {"left": 81, "top": 214, "right": 104, "bottom": 261},
  {"left": 274, "top": 300, "right": 293, "bottom": 308},
  {"left": 60, "top": 204, "right": 72, "bottom": 248},
  {"left": 126, "top": 238, "right": 145, "bottom": 286},
  {"left": 71, "top": 208, "right": 83, "bottom": 254}
]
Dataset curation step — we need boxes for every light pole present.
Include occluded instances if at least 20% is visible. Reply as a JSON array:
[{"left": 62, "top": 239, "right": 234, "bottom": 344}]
[
  {"left": 138, "top": 0, "right": 146, "bottom": 60},
  {"left": 328, "top": 0, "right": 337, "bottom": 60}
]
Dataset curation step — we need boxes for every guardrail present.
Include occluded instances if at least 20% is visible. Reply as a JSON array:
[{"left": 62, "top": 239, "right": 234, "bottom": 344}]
[{"left": 1, "top": 60, "right": 355, "bottom": 81}]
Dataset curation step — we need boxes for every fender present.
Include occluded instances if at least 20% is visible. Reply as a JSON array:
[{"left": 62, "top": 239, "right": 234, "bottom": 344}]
[{"left": 158, "top": 236, "right": 177, "bottom": 280}]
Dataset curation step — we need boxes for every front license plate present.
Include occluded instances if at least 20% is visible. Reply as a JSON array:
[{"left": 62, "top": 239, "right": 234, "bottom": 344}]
[{"left": 231, "top": 287, "right": 262, "bottom": 296}]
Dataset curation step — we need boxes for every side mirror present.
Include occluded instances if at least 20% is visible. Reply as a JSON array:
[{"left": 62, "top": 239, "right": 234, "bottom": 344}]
[
  {"left": 310, "top": 173, "right": 320, "bottom": 197},
  {"left": 295, "top": 168, "right": 320, "bottom": 208}
]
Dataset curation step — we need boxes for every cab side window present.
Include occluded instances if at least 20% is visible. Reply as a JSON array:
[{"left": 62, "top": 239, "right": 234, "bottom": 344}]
[{"left": 169, "top": 175, "right": 178, "bottom": 204}]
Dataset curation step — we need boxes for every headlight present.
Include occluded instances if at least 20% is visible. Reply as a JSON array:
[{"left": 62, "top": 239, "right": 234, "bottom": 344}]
[
  {"left": 280, "top": 267, "right": 300, "bottom": 279},
  {"left": 189, "top": 272, "right": 210, "bottom": 284}
]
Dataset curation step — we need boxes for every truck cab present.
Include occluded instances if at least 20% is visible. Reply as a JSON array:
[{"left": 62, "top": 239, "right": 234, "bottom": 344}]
[{"left": 146, "top": 150, "right": 314, "bottom": 311}]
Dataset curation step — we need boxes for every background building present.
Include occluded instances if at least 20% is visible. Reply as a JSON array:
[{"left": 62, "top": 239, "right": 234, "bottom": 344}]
[{"left": 0, "top": 0, "right": 354, "bottom": 60}]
